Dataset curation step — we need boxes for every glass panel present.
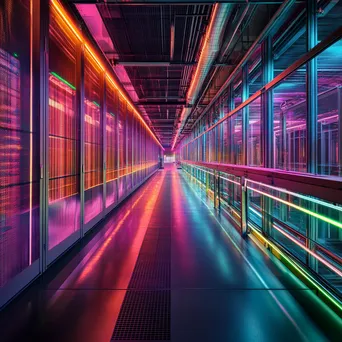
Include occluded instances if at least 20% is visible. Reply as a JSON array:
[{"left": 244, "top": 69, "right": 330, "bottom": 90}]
[
  {"left": 247, "top": 97, "right": 262, "bottom": 166},
  {"left": 229, "top": 110, "right": 243, "bottom": 165},
  {"left": 0, "top": 0, "right": 40, "bottom": 287},
  {"left": 317, "top": 39, "right": 342, "bottom": 176},
  {"left": 118, "top": 95, "right": 126, "bottom": 178},
  {"left": 126, "top": 107, "right": 133, "bottom": 190},
  {"left": 105, "top": 78, "right": 117, "bottom": 207},
  {"left": 273, "top": 68, "right": 307, "bottom": 172},
  {"left": 248, "top": 180, "right": 342, "bottom": 295},
  {"left": 273, "top": 3, "right": 307, "bottom": 74},
  {"left": 48, "top": 6, "right": 80, "bottom": 249},
  {"left": 84, "top": 50, "right": 103, "bottom": 223},
  {"left": 248, "top": 46, "right": 262, "bottom": 95},
  {"left": 233, "top": 73, "right": 242, "bottom": 108}
]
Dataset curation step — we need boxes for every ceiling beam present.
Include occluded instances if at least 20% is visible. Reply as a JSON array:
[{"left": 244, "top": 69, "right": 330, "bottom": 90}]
[
  {"left": 113, "top": 61, "right": 196, "bottom": 67},
  {"left": 135, "top": 101, "right": 186, "bottom": 106}
]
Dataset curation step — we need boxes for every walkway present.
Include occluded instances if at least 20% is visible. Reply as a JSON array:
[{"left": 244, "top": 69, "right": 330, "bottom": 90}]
[{"left": 0, "top": 164, "right": 341, "bottom": 342}]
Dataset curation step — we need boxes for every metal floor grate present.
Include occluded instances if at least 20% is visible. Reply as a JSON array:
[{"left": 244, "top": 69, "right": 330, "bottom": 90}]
[
  {"left": 112, "top": 290, "right": 171, "bottom": 341},
  {"left": 112, "top": 222, "right": 171, "bottom": 341}
]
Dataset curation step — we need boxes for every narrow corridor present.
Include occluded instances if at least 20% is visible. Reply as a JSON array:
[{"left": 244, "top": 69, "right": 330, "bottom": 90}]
[{"left": 0, "top": 165, "right": 341, "bottom": 342}]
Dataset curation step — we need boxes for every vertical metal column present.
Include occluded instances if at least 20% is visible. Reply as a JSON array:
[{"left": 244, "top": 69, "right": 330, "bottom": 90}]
[
  {"left": 261, "top": 35, "right": 274, "bottom": 237},
  {"left": 102, "top": 75, "right": 107, "bottom": 213},
  {"left": 241, "top": 64, "right": 249, "bottom": 236},
  {"left": 307, "top": 0, "right": 318, "bottom": 174},
  {"left": 34, "top": 0, "right": 49, "bottom": 272},
  {"left": 338, "top": 88, "right": 342, "bottom": 177},
  {"left": 240, "top": 177, "right": 248, "bottom": 237},
  {"left": 79, "top": 45, "right": 85, "bottom": 237},
  {"left": 116, "top": 91, "right": 120, "bottom": 200},
  {"left": 307, "top": 0, "right": 318, "bottom": 271},
  {"left": 242, "top": 63, "right": 249, "bottom": 165}
]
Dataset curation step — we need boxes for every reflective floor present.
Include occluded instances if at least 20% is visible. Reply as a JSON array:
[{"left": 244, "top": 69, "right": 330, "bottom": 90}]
[{"left": 0, "top": 164, "right": 341, "bottom": 342}]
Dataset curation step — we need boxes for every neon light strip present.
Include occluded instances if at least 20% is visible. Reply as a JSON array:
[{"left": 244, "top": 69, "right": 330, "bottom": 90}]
[
  {"left": 247, "top": 179, "right": 342, "bottom": 213},
  {"left": 272, "top": 224, "right": 342, "bottom": 277},
  {"left": 190, "top": 167, "right": 342, "bottom": 277},
  {"left": 248, "top": 186, "right": 342, "bottom": 230},
  {"left": 251, "top": 228, "right": 342, "bottom": 312},
  {"left": 50, "top": 71, "right": 76, "bottom": 90},
  {"left": 220, "top": 175, "right": 240, "bottom": 186},
  {"left": 92, "top": 101, "right": 100, "bottom": 107},
  {"left": 250, "top": 206, "right": 262, "bottom": 218},
  {"left": 51, "top": 0, "right": 163, "bottom": 150},
  {"left": 184, "top": 166, "right": 342, "bottom": 313},
  {"left": 29, "top": 0, "right": 33, "bottom": 266},
  {"left": 183, "top": 172, "right": 316, "bottom": 334}
]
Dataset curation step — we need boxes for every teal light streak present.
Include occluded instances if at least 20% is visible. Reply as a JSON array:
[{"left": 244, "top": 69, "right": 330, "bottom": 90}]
[
  {"left": 50, "top": 72, "right": 76, "bottom": 90},
  {"left": 13, "top": 52, "right": 19, "bottom": 58},
  {"left": 183, "top": 165, "right": 342, "bottom": 314},
  {"left": 249, "top": 187, "right": 342, "bottom": 231},
  {"left": 92, "top": 101, "right": 100, "bottom": 107}
]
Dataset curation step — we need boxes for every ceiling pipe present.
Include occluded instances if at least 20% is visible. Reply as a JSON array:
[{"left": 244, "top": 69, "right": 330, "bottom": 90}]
[
  {"left": 172, "top": 3, "right": 233, "bottom": 150},
  {"left": 189, "top": 0, "right": 297, "bottom": 131},
  {"left": 183, "top": 4, "right": 251, "bottom": 133}
]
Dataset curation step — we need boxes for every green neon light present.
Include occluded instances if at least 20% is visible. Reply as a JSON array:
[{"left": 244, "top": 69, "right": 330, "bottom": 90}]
[
  {"left": 184, "top": 167, "right": 342, "bottom": 314},
  {"left": 13, "top": 52, "right": 19, "bottom": 58},
  {"left": 50, "top": 72, "right": 76, "bottom": 90},
  {"left": 250, "top": 187, "right": 342, "bottom": 230},
  {"left": 92, "top": 101, "right": 100, "bottom": 107},
  {"left": 251, "top": 228, "right": 342, "bottom": 313}
]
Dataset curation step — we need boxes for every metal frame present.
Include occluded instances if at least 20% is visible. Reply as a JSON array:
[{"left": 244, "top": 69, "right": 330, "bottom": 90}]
[
  {"left": 181, "top": 161, "right": 342, "bottom": 314},
  {"left": 181, "top": 24, "right": 342, "bottom": 149},
  {"left": 182, "top": 160, "right": 342, "bottom": 207}
]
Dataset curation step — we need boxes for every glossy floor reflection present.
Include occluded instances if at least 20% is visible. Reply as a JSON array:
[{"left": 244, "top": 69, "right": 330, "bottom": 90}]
[{"left": 0, "top": 164, "right": 341, "bottom": 342}]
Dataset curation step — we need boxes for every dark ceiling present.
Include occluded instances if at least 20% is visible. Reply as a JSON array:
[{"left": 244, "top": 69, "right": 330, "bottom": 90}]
[{"left": 67, "top": 0, "right": 280, "bottom": 148}]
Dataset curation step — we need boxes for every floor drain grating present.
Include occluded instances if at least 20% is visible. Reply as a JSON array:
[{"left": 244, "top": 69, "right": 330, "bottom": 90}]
[
  {"left": 112, "top": 290, "right": 171, "bottom": 340},
  {"left": 112, "top": 222, "right": 171, "bottom": 341}
]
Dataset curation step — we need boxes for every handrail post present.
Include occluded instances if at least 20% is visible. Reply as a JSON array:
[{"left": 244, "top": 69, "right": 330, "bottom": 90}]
[{"left": 241, "top": 177, "right": 248, "bottom": 237}]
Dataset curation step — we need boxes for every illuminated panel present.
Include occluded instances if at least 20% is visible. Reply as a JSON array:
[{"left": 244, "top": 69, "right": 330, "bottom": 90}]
[
  {"left": 126, "top": 106, "right": 133, "bottom": 190},
  {"left": 105, "top": 77, "right": 118, "bottom": 207},
  {"left": 273, "top": 69, "right": 307, "bottom": 172},
  {"left": 48, "top": 6, "right": 80, "bottom": 250},
  {"left": 0, "top": 0, "right": 39, "bottom": 288},
  {"left": 84, "top": 49, "right": 103, "bottom": 224},
  {"left": 117, "top": 95, "right": 127, "bottom": 198}
]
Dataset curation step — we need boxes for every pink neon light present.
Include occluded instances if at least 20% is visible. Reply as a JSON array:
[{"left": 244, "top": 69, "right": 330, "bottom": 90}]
[{"left": 273, "top": 224, "right": 342, "bottom": 277}]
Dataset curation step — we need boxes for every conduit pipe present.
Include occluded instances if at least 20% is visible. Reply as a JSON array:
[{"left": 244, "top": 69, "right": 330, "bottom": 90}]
[{"left": 172, "top": 3, "right": 232, "bottom": 149}]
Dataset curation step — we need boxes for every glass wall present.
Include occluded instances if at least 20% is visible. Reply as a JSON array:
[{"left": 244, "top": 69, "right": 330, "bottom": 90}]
[
  {"left": 0, "top": 0, "right": 160, "bottom": 306},
  {"left": 0, "top": 0, "right": 40, "bottom": 290},
  {"left": 48, "top": 6, "right": 80, "bottom": 249},
  {"left": 178, "top": 0, "right": 342, "bottom": 301},
  {"left": 273, "top": 68, "right": 307, "bottom": 172}
]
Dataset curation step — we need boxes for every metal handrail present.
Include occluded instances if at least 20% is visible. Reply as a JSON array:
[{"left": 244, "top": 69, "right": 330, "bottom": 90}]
[{"left": 182, "top": 160, "right": 342, "bottom": 206}]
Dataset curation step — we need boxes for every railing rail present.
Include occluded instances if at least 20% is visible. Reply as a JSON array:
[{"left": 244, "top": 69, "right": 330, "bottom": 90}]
[{"left": 182, "top": 160, "right": 342, "bottom": 206}]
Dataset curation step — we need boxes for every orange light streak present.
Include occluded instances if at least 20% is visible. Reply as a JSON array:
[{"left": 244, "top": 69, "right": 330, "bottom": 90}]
[
  {"left": 172, "top": 4, "right": 218, "bottom": 151},
  {"left": 51, "top": 0, "right": 163, "bottom": 150}
]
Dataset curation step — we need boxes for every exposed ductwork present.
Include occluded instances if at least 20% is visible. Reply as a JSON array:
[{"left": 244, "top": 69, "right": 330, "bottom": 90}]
[{"left": 172, "top": 3, "right": 232, "bottom": 149}]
